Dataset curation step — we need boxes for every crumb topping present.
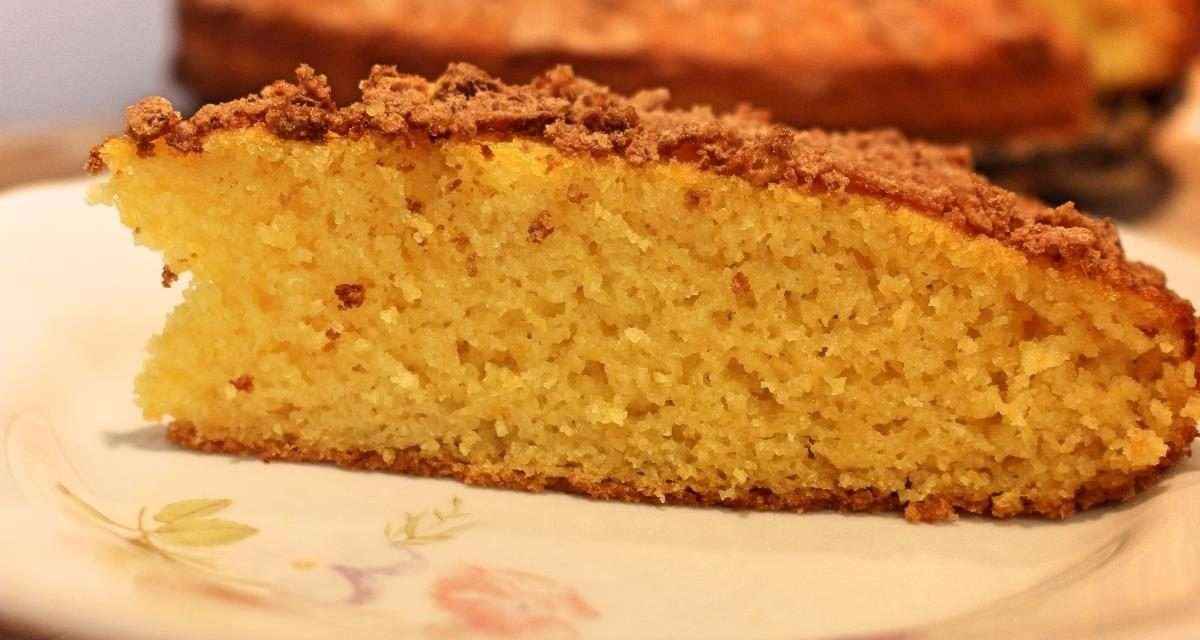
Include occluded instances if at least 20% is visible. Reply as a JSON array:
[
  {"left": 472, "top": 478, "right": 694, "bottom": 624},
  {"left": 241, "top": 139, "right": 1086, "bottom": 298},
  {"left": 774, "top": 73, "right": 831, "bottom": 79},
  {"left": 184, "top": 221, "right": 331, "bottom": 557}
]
[
  {"left": 97, "top": 64, "right": 1193, "bottom": 324},
  {"left": 125, "top": 96, "right": 182, "bottom": 156}
]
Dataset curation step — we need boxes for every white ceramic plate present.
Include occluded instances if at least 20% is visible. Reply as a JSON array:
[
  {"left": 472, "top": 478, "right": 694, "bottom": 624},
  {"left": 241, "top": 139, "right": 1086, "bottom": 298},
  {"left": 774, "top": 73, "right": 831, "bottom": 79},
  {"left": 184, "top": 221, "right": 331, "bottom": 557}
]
[{"left": 3, "top": 178, "right": 1200, "bottom": 640}]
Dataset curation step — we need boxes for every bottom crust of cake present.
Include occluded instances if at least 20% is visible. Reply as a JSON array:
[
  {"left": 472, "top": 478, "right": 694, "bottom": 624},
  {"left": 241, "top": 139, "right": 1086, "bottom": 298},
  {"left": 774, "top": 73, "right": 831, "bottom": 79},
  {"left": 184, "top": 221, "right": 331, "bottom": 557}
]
[{"left": 166, "top": 422, "right": 1195, "bottom": 523}]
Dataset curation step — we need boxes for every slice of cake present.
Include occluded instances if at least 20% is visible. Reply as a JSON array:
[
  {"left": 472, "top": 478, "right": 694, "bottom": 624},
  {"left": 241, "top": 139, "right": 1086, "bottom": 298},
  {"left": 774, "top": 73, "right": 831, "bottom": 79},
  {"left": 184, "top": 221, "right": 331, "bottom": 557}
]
[
  {"left": 89, "top": 64, "right": 1200, "bottom": 521},
  {"left": 176, "top": 0, "right": 1091, "bottom": 143}
]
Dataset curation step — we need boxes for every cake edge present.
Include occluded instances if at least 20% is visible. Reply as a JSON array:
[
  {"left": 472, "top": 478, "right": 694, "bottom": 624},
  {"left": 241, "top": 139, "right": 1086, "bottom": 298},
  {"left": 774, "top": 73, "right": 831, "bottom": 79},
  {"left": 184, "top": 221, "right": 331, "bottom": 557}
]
[{"left": 166, "top": 420, "right": 1197, "bottom": 523}]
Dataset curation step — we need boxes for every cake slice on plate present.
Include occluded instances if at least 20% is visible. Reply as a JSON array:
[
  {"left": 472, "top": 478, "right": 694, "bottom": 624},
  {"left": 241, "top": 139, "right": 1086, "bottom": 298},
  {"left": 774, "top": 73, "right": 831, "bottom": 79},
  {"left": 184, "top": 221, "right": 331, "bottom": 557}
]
[{"left": 89, "top": 64, "right": 1200, "bottom": 521}]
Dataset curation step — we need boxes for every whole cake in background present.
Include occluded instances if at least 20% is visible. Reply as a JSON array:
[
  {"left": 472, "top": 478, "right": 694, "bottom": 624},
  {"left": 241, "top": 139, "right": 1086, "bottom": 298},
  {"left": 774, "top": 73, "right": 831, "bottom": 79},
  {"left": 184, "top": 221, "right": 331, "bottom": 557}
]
[
  {"left": 174, "top": 0, "right": 1198, "bottom": 214},
  {"left": 177, "top": 0, "right": 1094, "bottom": 143},
  {"left": 89, "top": 64, "right": 1200, "bottom": 522},
  {"left": 1027, "top": 0, "right": 1198, "bottom": 94},
  {"left": 988, "top": 0, "right": 1200, "bottom": 214}
]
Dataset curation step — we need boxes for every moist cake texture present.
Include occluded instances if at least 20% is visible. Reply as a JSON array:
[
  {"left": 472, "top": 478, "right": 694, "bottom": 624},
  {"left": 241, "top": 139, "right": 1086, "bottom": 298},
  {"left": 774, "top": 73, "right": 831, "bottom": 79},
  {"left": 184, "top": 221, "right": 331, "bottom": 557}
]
[
  {"left": 177, "top": 0, "right": 1091, "bottom": 142},
  {"left": 90, "top": 64, "right": 1200, "bottom": 521}
]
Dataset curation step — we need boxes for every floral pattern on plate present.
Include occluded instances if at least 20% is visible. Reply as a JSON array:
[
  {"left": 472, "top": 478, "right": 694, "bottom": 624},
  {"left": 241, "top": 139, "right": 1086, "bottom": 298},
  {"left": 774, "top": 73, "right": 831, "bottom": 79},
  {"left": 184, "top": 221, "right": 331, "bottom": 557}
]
[{"left": 52, "top": 477, "right": 599, "bottom": 639}]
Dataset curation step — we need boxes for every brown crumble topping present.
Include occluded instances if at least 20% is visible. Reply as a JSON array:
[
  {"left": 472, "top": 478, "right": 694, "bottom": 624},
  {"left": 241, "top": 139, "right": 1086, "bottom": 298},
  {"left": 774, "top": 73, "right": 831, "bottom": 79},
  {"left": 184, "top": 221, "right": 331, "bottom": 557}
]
[
  {"left": 527, "top": 211, "right": 556, "bottom": 244},
  {"left": 125, "top": 96, "right": 182, "bottom": 156},
  {"left": 405, "top": 197, "right": 425, "bottom": 213},
  {"left": 85, "top": 145, "right": 106, "bottom": 175},
  {"left": 444, "top": 177, "right": 462, "bottom": 193},
  {"left": 479, "top": 144, "right": 494, "bottom": 160},
  {"left": 161, "top": 265, "right": 178, "bottom": 288},
  {"left": 335, "top": 283, "right": 365, "bottom": 309},
  {"left": 98, "top": 63, "right": 1196, "bottom": 333},
  {"left": 229, "top": 374, "right": 255, "bottom": 392}
]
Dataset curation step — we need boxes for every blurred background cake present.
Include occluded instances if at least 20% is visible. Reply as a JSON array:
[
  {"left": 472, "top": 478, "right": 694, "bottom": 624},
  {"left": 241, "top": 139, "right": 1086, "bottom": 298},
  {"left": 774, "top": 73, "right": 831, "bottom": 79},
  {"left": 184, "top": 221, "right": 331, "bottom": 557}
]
[
  {"left": 986, "top": 0, "right": 1199, "bottom": 214},
  {"left": 176, "top": 0, "right": 1094, "bottom": 143},
  {"left": 1030, "top": 0, "right": 1197, "bottom": 93},
  {"left": 174, "top": 0, "right": 1199, "bottom": 216}
]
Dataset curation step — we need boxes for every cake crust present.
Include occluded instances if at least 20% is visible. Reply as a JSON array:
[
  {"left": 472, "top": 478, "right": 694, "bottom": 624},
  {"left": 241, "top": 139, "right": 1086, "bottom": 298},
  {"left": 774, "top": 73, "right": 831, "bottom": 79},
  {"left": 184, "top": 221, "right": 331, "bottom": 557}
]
[
  {"left": 89, "top": 63, "right": 1198, "bottom": 343},
  {"left": 167, "top": 420, "right": 1197, "bottom": 523}
]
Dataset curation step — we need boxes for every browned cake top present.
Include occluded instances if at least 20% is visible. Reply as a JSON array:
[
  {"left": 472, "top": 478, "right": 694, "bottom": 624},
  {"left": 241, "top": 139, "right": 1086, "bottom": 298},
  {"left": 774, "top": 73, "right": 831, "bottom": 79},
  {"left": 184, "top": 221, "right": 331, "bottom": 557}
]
[
  {"left": 189, "top": 0, "right": 1072, "bottom": 68},
  {"left": 92, "top": 63, "right": 1194, "bottom": 330}
]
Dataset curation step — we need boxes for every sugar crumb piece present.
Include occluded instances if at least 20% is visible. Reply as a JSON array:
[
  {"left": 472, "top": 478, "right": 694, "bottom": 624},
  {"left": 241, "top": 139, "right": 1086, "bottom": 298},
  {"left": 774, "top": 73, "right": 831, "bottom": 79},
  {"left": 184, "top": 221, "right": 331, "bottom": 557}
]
[
  {"left": 229, "top": 374, "right": 255, "bottom": 393},
  {"left": 684, "top": 189, "right": 710, "bottom": 209},
  {"left": 85, "top": 144, "right": 107, "bottom": 175},
  {"left": 161, "top": 265, "right": 178, "bottom": 288},
  {"left": 527, "top": 212, "right": 556, "bottom": 244},
  {"left": 125, "top": 96, "right": 181, "bottom": 155},
  {"left": 323, "top": 327, "right": 342, "bottom": 352},
  {"left": 731, "top": 271, "right": 753, "bottom": 299},
  {"left": 566, "top": 187, "right": 588, "bottom": 204},
  {"left": 1178, "top": 396, "right": 1200, "bottom": 421},
  {"left": 335, "top": 283, "right": 365, "bottom": 309}
]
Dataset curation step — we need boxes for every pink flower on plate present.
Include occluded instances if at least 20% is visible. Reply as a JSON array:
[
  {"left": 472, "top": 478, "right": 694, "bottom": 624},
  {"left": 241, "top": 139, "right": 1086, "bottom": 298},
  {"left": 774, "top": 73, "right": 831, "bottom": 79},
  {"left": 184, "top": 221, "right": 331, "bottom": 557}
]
[{"left": 431, "top": 565, "right": 598, "bottom": 639}]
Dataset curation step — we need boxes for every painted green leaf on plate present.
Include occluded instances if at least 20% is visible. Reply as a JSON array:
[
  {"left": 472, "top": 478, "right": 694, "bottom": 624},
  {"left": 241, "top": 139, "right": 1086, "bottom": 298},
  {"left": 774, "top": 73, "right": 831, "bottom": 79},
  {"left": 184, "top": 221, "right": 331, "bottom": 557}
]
[
  {"left": 152, "top": 499, "right": 232, "bottom": 524},
  {"left": 155, "top": 518, "right": 258, "bottom": 546}
]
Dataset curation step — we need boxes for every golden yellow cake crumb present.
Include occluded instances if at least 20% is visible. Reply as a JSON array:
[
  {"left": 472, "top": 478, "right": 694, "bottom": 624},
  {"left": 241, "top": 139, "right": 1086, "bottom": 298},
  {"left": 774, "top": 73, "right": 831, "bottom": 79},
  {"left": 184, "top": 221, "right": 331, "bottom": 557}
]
[
  {"left": 94, "top": 129, "right": 1198, "bottom": 520},
  {"left": 90, "top": 64, "right": 1199, "bottom": 521}
]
